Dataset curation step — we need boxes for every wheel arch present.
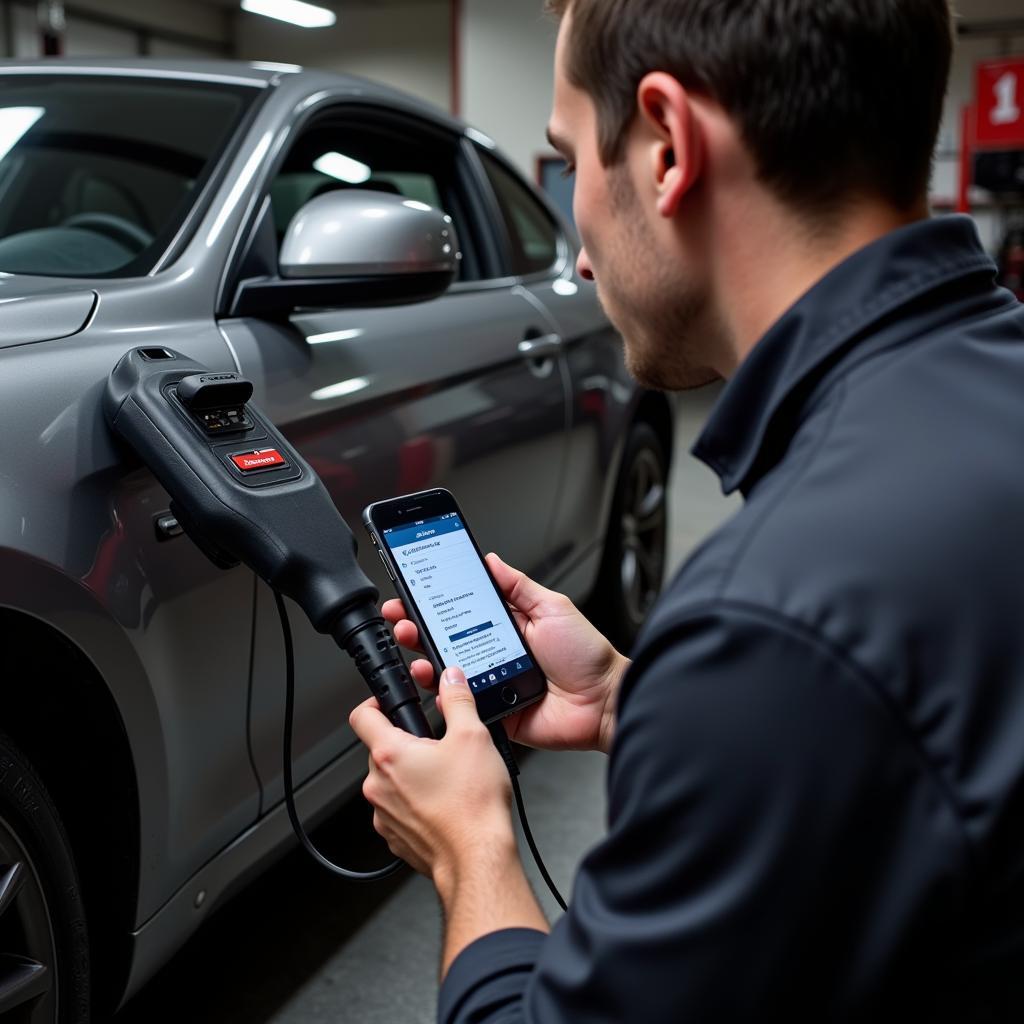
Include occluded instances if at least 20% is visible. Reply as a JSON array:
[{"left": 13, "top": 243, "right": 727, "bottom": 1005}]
[
  {"left": 0, "top": 550, "right": 169, "bottom": 1013},
  {"left": 630, "top": 389, "right": 675, "bottom": 469}
]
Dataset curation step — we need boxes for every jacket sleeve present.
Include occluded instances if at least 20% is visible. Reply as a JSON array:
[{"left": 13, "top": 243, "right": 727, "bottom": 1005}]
[{"left": 438, "top": 604, "right": 969, "bottom": 1024}]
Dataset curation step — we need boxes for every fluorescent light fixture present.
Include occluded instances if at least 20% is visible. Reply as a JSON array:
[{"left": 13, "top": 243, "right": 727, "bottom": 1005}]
[
  {"left": 0, "top": 107, "right": 44, "bottom": 164},
  {"left": 311, "top": 376, "right": 370, "bottom": 401},
  {"left": 240, "top": 0, "right": 336, "bottom": 29},
  {"left": 313, "top": 150, "right": 371, "bottom": 184}
]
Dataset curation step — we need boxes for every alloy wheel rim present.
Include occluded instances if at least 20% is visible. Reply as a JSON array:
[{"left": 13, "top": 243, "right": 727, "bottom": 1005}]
[
  {"left": 619, "top": 446, "right": 667, "bottom": 628},
  {"left": 0, "top": 814, "right": 56, "bottom": 1023}
]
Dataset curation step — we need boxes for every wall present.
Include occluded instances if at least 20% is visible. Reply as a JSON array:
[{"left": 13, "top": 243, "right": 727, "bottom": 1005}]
[
  {"left": 235, "top": 1, "right": 452, "bottom": 113},
  {"left": 460, "top": 0, "right": 557, "bottom": 180},
  {"left": 0, "top": 0, "right": 228, "bottom": 57},
  {"left": 461, "top": 0, "right": 1024, "bottom": 249},
  {"left": 72, "top": 0, "right": 227, "bottom": 45}
]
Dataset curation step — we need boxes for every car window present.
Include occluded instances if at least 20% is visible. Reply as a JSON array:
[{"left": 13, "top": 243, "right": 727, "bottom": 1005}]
[
  {"left": 479, "top": 152, "right": 560, "bottom": 277},
  {"left": 268, "top": 115, "right": 481, "bottom": 282},
  {"left": 0, "top": 76, "right": 254, "bottom": 278}
]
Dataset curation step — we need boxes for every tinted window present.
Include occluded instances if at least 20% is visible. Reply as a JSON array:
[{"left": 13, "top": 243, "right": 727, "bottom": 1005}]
[
  {"left": 269, "top": 116, "right": 481, "bottom": 282},
  {"left": 0, "top": 76, "right": 253, "bottom": 278},
  {"left": 480, "top": 153, "right": 559, "bottom": 276}
]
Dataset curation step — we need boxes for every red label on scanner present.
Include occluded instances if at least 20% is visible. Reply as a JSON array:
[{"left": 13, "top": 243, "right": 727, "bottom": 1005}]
[{"left": 231, "top": 448, "right": 287, "bottom": 472}]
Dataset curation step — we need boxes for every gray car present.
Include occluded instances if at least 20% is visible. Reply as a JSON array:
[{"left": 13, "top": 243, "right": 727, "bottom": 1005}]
[{"left": 0, "top": 59, "right": 673, "bottom": 1022}]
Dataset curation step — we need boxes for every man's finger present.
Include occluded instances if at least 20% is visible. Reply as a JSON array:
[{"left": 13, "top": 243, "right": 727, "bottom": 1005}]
[
  {"left": 486, "top": 552, "right": 551, "bottom": 616},
  {"left": 393, "top": 619, "right": 425, "bottom": 654},
  {"left": 437, "top": 666, "right": 483, "bottom": 730},
  {"left": 381, "top": 598, "right": 408, "bottom": 623},
  {"left": 410, "top": 658, "right": 437, "bottom": 689},
  {"left": 349, "top": 698, "right": 403, "bottom": 750}
]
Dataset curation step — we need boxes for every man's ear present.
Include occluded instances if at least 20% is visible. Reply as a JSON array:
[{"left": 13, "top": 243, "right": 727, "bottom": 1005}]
[{"left": 636, "top": 72, "right": 704, "bottom": 219}]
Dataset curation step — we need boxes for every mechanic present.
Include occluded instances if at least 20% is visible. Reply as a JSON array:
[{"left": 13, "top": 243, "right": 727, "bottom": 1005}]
[{"left": 350, "top": 0, "right": 1024, "bottom": 1019}]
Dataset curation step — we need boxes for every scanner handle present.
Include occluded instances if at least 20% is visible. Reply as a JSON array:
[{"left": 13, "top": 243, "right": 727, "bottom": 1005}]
[{"left": 333, "top": 606, "right": 434, "bottom": 739}]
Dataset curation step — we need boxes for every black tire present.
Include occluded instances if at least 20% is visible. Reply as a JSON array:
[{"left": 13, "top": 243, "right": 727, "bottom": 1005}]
[
  {"left": 0, "top": 732, "right": 89, "bottom": 1024},
  {"left": 586, "top": 421, "right": 669, "bottom": 653}
]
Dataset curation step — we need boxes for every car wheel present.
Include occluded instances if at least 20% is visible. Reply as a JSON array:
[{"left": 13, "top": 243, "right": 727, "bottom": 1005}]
[
  {"left": 0, "top": 733, "right": 89, "bottom": 1024},
  {"left": 587, "top": 421, "right": 669, "bottom": 652}
]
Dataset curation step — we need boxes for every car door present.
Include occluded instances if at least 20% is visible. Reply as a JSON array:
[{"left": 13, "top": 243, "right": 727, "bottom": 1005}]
[
  {"left": 474, "top": 147, "right": 629, "bottom": 592},
  {"left": 219, "top": 105, "right": 570, "bottom": 805}
]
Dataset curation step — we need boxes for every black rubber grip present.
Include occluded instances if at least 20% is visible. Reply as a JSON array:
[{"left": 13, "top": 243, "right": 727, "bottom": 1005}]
[
  {"left": 389, "top": 701, "right": 434, "bottom": 739},
  {"left": 334, "top": 607, "right": 434, "bottom": 739}
]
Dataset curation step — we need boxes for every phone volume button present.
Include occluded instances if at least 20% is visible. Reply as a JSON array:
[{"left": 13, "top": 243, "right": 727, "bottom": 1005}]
[{"left": 378, "top": 549, "right": 395, "bottom": 580}]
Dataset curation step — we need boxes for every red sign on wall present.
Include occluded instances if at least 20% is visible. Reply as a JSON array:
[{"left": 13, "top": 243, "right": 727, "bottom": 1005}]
[{"left": 976, "top": 58, "right": 1024, "bottom": 148}]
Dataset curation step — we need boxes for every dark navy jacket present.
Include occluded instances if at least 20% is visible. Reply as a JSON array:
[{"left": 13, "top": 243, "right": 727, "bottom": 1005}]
[{"left": 439, "top": 216, "right": 1024, "bottom": 1022}]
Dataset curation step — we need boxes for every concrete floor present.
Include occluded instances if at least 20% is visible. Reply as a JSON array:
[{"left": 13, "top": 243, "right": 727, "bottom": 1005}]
[{"left": 114, "top": 383, "right": 740, "bottom": 1024}]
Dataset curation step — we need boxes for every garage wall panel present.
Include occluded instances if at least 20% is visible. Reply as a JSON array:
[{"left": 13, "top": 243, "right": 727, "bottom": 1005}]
[
  {"left": 461, "top": 0, "right": 558, "bottom": 178},
  {"left": 71, "top": 0, "right": 226, "bottom": 45},
  {"left": 63, "top": 15, "right": 137, "bottom": 56},
  {"left": 11, "top": 3, "right": 38, "bottom": 57},
  {"left": 236, "top": 2, "right": 451, "bottom": 113}
]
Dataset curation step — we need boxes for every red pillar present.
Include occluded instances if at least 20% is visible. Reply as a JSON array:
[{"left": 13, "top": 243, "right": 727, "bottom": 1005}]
[
  {"left": 450, "top": 0, "right": 462, "bottom": 118},
  {"left": 957, "top": 104, "right": 973, "bottom": 214}
]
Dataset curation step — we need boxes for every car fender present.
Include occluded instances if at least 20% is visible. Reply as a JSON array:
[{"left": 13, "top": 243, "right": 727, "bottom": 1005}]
[{"left": 0, "top": 545, "right": 165, "bottom": 922}]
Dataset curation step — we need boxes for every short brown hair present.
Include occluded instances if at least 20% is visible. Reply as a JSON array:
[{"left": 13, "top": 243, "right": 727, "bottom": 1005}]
[{"left": 548, "top": 0, "right": 953, "bottom": 214}]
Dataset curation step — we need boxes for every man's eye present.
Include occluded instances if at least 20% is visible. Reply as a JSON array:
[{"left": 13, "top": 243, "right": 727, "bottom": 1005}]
[{"left": 560, "top": 163, "right": 576, "bottom": 179}]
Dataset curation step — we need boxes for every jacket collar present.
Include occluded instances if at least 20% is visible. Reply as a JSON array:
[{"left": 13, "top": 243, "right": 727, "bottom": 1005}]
[{"left": 692, "top": 215, "right": 999, "bottom": 496}]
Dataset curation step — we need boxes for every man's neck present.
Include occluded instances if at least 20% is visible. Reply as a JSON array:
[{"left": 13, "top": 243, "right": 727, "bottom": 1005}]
[{"left": 712, "top": 195, "right": 930, "bottom": 376}]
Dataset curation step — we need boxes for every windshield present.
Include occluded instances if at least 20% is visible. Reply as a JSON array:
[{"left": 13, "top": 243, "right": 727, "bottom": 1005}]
[{"left": 0, "top": 75, "right": 256, "bottom": 278}]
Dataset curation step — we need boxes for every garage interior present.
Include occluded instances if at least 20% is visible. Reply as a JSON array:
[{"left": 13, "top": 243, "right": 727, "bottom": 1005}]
[
  {"left": 1, "top": 1, "right": 1022, "bottom": 1021},
  {"left": 2, "top": 0, "right": 1023, "bottom": 254}
]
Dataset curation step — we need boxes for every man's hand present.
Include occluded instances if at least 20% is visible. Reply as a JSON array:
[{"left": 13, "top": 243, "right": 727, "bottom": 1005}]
[
  {"left": 383, "top": 553, "right": 628, "bottom": 754},
  {"left": 350, "top": 667, "right": 549, "bottom": 975},
  {"left": 349, "top": 666, "right": 513, "bottom": 880}
]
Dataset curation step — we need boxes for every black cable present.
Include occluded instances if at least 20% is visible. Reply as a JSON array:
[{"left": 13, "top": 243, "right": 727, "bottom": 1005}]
[
  {"left": 276, "top": 586, "right": 565, "bottom": 904},
  {"left": 275, "top": 588, "right": 404, "bottom": 881},
  {"left": 488, "top": 722, "right": 568, "bottom": 912}
]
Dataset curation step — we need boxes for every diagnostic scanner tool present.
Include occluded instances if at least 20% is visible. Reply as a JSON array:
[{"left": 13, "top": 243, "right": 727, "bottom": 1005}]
[
  {"left": 105, "top": 347, "right": 566, "bottom": 902},
  {"left": 104, "top": 346, "right": 432, "bottom": 740}
]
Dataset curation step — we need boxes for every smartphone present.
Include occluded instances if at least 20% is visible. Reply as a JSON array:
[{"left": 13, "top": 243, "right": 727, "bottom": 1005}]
[{"left": 363, "top": 488, "right": 547, "bottom": 724}]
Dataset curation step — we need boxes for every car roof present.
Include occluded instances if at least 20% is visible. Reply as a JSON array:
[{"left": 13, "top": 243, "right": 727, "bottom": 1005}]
[
  {"left": 0, "top": 57, "right": 286, "bottom": 86},
  {"left": 0, "top": 57, "right": 475, "bottom": 136}
]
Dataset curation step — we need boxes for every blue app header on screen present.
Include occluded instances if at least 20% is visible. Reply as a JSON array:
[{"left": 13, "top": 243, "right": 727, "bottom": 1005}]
[{"left": 383, "top": 513, "right": 465, "bottom": 550}]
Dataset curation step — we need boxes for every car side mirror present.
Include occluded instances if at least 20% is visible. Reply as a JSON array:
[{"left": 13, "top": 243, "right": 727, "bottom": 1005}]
[{"left": 230, "top": 190, "right": 461, "bottom": 318}]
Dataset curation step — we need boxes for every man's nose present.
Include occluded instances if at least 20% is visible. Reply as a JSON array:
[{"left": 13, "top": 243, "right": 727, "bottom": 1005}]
[{"left": 576, "top": 247, "right": 595, "bottom": 281}]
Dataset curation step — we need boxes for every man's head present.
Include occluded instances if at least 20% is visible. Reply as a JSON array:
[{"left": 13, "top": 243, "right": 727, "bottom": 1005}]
[{"left": 545, "top": 0, "right": 953, "bottom": 388}]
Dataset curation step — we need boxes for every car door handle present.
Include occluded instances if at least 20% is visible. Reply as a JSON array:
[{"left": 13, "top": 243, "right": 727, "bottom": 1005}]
[{"left": 518, "top": 334, "right": 562, "bottom": 359}]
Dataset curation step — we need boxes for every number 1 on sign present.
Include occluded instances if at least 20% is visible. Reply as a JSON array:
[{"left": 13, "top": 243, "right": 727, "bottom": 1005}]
[{"left": 992, "top": 71, "right": 1021, "bottom": 126}]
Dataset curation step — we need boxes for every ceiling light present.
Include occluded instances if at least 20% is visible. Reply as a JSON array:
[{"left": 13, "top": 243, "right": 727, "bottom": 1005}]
[
  {"left": 240, "top": 0, "right": 336, "bottom": 29},
  {"left": 313, "top": 151, "right": 371, "bottom": 184},
  {"left": 0, "top": 107, "right": 44, "bottom": 164}
]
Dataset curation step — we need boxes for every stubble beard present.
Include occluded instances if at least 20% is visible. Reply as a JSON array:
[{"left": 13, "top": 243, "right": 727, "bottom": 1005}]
[{"left": 598, "top": 167, "right": 722, "bottom": 393}]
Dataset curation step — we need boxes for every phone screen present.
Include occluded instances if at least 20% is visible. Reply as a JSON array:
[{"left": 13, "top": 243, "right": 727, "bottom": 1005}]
[{"left": 381, "top": 511, "right": 534, "bottom": 693}]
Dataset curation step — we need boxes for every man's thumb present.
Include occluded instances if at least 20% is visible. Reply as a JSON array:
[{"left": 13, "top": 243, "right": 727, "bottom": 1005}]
[{"left": 439, "top": 667, "right": 480, "bottom": 726}]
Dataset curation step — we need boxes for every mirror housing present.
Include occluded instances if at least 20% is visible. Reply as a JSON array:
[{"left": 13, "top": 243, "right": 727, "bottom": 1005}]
[{"left": 230, "top": 190, "right": 461, "bottom": 318}]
